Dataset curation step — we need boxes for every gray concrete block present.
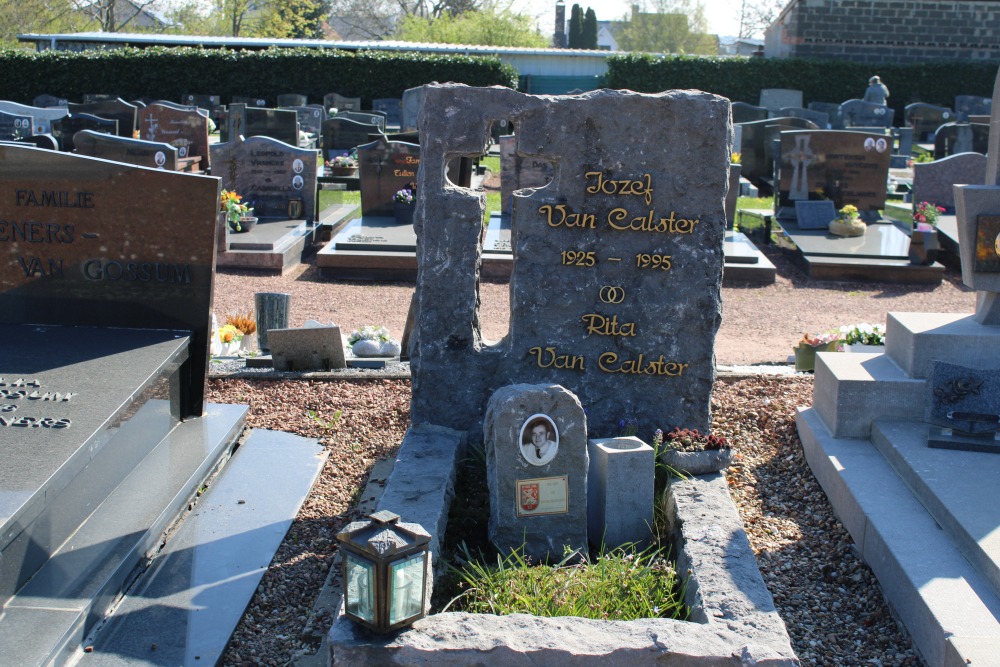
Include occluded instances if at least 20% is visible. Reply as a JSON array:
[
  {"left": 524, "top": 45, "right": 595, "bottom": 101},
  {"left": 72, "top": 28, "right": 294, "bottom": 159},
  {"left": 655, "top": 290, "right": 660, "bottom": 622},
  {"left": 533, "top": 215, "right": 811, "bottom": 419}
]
[
  {"left": 269, "top": 326, "right": 346, "bottom": 371},
  {"left": 587, "top": 437, "right": 654, "bottom": 549},
  {"left": 886, "top": 312, "right": 1000, "bottom": 378},
  {"left": 813, "top": 351, "right": 925, "bottom": 438}
]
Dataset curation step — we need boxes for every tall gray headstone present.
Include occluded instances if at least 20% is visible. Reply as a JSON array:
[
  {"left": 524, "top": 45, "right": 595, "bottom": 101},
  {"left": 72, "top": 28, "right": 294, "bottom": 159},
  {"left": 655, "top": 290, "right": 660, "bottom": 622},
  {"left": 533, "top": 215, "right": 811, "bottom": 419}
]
[
  {"left": 484, "top": 384, "right": 588, "bottom": 560},
  {"left": 913, "top": 152, "right": 987, "bottom": 212},
  {"left": 411, "top": 85, "right": 729, "bottom": 438}
]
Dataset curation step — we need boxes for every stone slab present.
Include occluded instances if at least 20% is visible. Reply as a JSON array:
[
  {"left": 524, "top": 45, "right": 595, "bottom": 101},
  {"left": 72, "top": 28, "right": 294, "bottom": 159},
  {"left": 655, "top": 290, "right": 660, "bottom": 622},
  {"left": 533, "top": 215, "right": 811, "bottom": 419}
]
[
  {"left": 269, "top": 326, "right": 347, "bottom": 371},
  {"left": 780, "top": 220, "right": 910, "bottom": 259},
  {"left": 887, "top": 312, "right": 998, "bottom": 379},
  {"left": 796, "top": 406, "right": 1000, "bottom": 667},
  {"left": 79, "top": 429, "right": 325, "bottom": 666},
  {"left": 798, "top": 255, "right": 944, "bottom": 284}
]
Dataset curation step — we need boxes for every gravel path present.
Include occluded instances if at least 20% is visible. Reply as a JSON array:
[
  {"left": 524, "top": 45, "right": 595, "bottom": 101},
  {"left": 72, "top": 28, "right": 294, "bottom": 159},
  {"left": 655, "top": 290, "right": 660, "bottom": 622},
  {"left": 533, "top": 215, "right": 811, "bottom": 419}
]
[{"left": 208, "top": 253, "right": 963, "bottom": 665}]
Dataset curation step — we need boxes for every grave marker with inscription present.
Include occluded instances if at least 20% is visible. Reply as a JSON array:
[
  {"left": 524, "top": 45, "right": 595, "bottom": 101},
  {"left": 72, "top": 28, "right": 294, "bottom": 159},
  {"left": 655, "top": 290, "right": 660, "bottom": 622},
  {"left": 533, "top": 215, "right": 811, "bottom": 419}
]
[
  {"left": 358, "top": 136, "right": 420, "bottom": 217},
  {"left": 322, "top": 117, "right": 384, "bottom": 159},
  {"left": 73, "top": 130, "right": 178, "bottom": 170},
  {"left": 138, "top": 102, "right": 210, "bottom": 165},
  {"left": 211, "top": 135, "right": 318, "bottom": 221},
  {"left": 0, "top": 110, "right": 32, "bottom": 141},
  {"left": 50, "top": 113, "right": 118, "bottom": 151},
  {"left": 67, "top": 98, "right": 138, "bottom": 138},
  {"left": 411, "top": 85, "right": 729, "bottom": 437},
  {"left": 0, "top": 101, "right": 67, "bottom": 136}
]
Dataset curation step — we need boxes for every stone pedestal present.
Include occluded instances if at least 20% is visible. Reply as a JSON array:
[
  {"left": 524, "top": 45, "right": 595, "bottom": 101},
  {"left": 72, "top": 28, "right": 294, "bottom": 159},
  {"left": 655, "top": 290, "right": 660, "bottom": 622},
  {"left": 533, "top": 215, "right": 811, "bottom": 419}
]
[{"left": 587, "top": 436, "right": 654, "bottom": 549}]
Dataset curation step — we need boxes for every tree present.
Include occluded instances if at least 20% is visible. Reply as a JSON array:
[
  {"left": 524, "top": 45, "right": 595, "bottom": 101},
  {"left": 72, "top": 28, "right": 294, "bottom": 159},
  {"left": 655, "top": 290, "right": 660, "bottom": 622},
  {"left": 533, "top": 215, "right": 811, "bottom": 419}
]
[
  {"left": 257, "top": 0, "right": 331, "bottom": 38},
  {"left": 0, "top": 0, "right": 88, "bottom": 47},
  {"left": 567, "top": 3, "right": 582, "bottom": 48},
  {"left": 394, "top": 4, "right": 546, "bottom": 47},
  {"left": 582, "top": 7, "right": 597, "bottom": 49},
  {"left": 614, "top": 0, "right": 716, "bottom": 54},
  {"left": 329, "top": 0, "right": 489, "bottom": 40},
  {"left": 738, "top": 0, "right": 783, "bottom": 38},
  {"left": 80, "top": 0, "right": 165, "bottom": 32}
]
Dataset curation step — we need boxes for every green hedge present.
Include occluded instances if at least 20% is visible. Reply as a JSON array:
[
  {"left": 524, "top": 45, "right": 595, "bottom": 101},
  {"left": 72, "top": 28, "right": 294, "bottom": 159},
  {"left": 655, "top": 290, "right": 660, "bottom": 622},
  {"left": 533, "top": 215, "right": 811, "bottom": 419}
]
[
  {"left": 0, "top": 46, "right": 519, "bottom": 105},
  {"left": 606, "top": 54, "right": 999, "bottom": 122}
]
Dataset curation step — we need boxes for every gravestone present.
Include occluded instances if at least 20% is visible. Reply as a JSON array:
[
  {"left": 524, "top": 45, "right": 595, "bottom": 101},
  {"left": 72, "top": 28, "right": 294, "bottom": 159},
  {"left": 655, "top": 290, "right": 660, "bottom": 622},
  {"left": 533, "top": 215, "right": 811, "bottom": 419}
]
[
  {"left": 737, "top": 116, "right": 818, "bottom": 188},
  {"left": 337, "top": 111, "right": 385, "bottom": 133},
  {"left": 68, "top": 98, "right": 138, "bottom": 137},
  {"left": 0, "top": 101, "right": 68, "bottom": 135},
  {"left": 33, "top": 94, "right": 69, "bottom": 108},
  {"left": 322, "top": 117, "right": 383, "bottom": 158},
  {"left": 484, "top": 384, "right": 589, "bottom": 560},
  {"left": 357, "top": 135, "right": 420, "bottom": 217},
  {"left": 808, "top": 101, "right": 845, "bottom": 129},
  {"left": 138, "top": 102, "right": 210, "bottom": 165},
  {"left": 759, "top": 88, "right": 803, "bottom": 113},
  {"left": 232, "top": 95, "right": 267, "bottom": 107},
  {"left": 955, "top": 94, "right": 992, "bottom": 122},
  {"left": 934, "top": 122, "right": 990, "bottom": 159},
  {"left": 731, "top": 101, "right": 768, "bottom": 123},
  {"left": 0, "top": 110, "right": 32, "bottom": 141},
  {"left": 244, "top": 107, "right": 299, "bottom": 146},
  {"left": 498, "top": 134, "right": 554, "bottom": 214},
  {"left": 287, "top": 105, "right": 324, "bottom": 141},
  {"left": 73, "top": 130, "right": 178, "bottom": 170},
  {"left": 779, "top": 106, "right": 829, "bottom": 128},
  {"left": 269, "top": 326, "right": 347, "bottom": 371},
  {"left": 778, "top": 129, "right": 891, "bottom": 215},
  {"left": 411, "top": 84, "right": 728, "bottom": 437},
  {"left": 210, "top": 134, "right": 318, "bottom": 221},
  {"left": 841, "top": 99, "right": 894, "bottom": 128},
  {"left": 324, "top": 93, "right": 361, "bottom": 113},
  {"left": 401, "top": 86, "right": 426, "bottom": 133},
  {"left": 905, "top": 103, "right": 954, "bottom": 142},
  {"left": 51, "top": 113, "right": 118, "bottom": 151},
  {"left": 0, "top": 144, "right": 219, "bottom": 416},
  {"left": 372, "top": 98, "right": 402, "bottom": 127},
  {"left": 181, "top": 93, "right": 221, "bottom": 109},
  {"left": 7, "top": 134, "right": 58, "bottom": 150},
  {"left": 794, "top": 200, "right": 837, "bottom": 229},
  {"left": 83, "top": 94, "right": 117, "bottom": 103},
  {"left": 912, "top": 152, "right": 987, "bottom": 212},
  {"left": 277, "top": 93, "right": 307, "bottom": 108}
]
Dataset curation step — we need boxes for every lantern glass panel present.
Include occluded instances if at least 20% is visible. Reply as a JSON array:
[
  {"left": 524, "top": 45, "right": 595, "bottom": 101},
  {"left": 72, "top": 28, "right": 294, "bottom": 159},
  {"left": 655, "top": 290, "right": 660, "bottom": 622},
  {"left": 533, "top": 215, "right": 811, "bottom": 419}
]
[
  {"left": 345, "top": 552, "right": 375, "bottom": 623},
  {"left": 389, "top": 553, "right": 426, "bottom": 625}
]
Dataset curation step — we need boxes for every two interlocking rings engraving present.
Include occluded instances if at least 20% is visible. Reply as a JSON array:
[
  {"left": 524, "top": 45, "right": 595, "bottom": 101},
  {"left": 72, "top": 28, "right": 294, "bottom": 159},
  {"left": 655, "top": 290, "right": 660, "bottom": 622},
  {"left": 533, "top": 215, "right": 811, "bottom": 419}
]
[{"left": 599, "top": 286, "right": 625, "bottom": 304}]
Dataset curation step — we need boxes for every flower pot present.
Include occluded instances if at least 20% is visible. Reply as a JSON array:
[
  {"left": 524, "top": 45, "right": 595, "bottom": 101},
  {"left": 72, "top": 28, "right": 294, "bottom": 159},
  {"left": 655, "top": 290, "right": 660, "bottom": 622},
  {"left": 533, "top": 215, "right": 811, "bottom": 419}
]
[
  {"left": 393, "top": 202, "right": 415, "bottom": 225},
  {"left": 660, "top": 447, "right": 733, "bottom": 475},
  {"left": 845, "top": 343, "right": 884, "bottom": 353},
  {"left": 829, "top": 219, "right": 865, "bottom": 237},
  {"left": 793, "top": 341, "right": 839, "bottom": 372},
  {"left": 234, "top": 216, "right": 258, "bottom": 233},
  {"left": 908, "top": 228, "right": 939, "bottom": 265},
  {"left": 327, "top": 166, "right": 357, "bottom": 177}
]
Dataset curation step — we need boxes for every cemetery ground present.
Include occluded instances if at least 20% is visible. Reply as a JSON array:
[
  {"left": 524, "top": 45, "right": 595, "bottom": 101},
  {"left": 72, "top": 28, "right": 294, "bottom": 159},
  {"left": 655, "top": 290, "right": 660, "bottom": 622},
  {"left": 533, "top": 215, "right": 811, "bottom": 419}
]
[{"left": 207, "top": 253, "right": 976, "bottom": 666}]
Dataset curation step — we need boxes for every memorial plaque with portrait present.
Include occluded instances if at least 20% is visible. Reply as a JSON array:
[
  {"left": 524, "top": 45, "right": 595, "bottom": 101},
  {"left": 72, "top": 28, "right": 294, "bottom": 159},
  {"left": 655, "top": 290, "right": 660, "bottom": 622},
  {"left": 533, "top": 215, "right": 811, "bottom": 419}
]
[{"left": 974, "top": 215, "right": 1000, "bottom": 273}]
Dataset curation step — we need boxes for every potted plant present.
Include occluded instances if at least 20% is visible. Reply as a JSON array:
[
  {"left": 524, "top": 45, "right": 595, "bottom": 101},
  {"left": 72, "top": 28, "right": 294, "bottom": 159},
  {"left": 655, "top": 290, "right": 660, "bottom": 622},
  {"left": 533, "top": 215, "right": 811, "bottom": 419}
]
[
  {"left": 909, "top": 201, "right": 944, "bottom": 265},
  {"left": 838, "top": 322, "right": 885, "bottom": 353},
  {"left": 829, "top": 204, "right": 865, "bottom": 237},
  {"left": 325, "top": 151, "right": 358, "bottom": 177},
  {"left": 393, "top": 184, "right": 416, "bottom": 225},
  {"left": 213, "top": 323, "right": 244, "bottom": 356},
  {"left": 793, "top": 332, "right": 841, "bottom": 372},
  {"left": 654, "top": 427, "right": 733, "bottom": 476},
  {"left": 220, "top": 189, "right": 256, "bottom": 233},
  {"left": 348, "top": 325, "right": 402, "bottom": 357}
]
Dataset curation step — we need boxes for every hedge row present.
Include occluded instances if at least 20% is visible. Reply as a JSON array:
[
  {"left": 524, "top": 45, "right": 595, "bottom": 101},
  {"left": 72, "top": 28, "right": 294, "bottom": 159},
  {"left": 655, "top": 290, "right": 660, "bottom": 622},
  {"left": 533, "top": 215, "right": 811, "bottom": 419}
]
[
  {"left": 0, "top": 46, "right": 519, "bottom": 106},
  {"left": 606, "top": 54, "right": 999, "bottom": 122}
]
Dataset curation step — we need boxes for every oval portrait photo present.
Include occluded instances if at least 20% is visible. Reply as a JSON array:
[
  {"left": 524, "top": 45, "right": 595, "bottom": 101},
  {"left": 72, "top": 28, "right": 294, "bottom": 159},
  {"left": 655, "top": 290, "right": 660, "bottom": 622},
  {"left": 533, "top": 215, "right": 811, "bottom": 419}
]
[{"left": 519, "top": 414, "right": 559, "bottom": 466}]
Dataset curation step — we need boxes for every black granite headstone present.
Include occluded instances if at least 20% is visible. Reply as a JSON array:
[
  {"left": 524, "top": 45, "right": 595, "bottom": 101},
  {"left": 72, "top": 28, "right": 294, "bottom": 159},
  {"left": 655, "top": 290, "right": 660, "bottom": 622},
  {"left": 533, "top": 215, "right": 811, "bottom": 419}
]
[
  {"left": 905, "top": 103, "right": 954, "bottom": 142},
  {"left": 277, "top": 93, "right": 308, "bottom": 108},
  {"left": 808, "top": 102, "right": 845, "bottom": 130},
  {"left": 323, "top": 93, "right": 361, "bottom": 113},
  {"left": 51, "top": 113, "right": 118, "bottom": 151},
  {"left": 322, "top": 117, "right": 384, "bottom": 158},
  {"left": 210, "top": 135, "right": 318, "bottom": 220},
  {"left": 232, "top": 95, "right": 267, "bottom": 107},
  {"left": 73, "top": 130, "right": 178, "bottom": 170},
  {"left": 287, "top": 105, "right": 324, "bottom": 139},
  {"left": 737, "top": 116, "right": 818, "bottom": 188},
  {"left": 0, "top": 144, "right": 219, "bottom": 416},
  {"left": 0, "top": 101, "right": 68, "bottom": 135},
  {"left": 731, "top": 102, "right": 769, "bottom": 124},
  {"left": 372, "top": 98, "right": 402, "bottom": 127},
  {"left": 357, "top": 136, "right": 420, "bottom": 217},
  {"left": 934, "top": 122, "right": 990, "bottom": 159},
  {"left": 32, "top": 94, "right": 69, "bottom": 108},
  {"left": 779, "top": 107, "right": 829, "bottom": 128},
  {"left": 182, "top": 93, "right": 221, "bottom": 109},
  {"left": 0, "top": 110, "right": 32, "bottom": 141},
  {"left": 337, "top": 111, "right": 385, "bottom": 133},
  {"left": 68, "top": 98, "right": 137, "bottom": 138},
  {"left": 245, "top": 107, "right": 299, "bottom": 146},
  {"left": 840, "top": 99, "right": 894, "bottom": 128},
  {"left": 955, "top": 95, "right": 992, "bottom": 122}
]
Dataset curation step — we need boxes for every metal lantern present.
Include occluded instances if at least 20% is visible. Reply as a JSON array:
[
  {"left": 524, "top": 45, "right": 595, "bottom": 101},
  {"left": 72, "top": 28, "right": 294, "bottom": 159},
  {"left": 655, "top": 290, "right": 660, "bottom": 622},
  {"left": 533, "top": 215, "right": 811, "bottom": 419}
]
[{"left": 336, "top": 509, "right": 432, "bottom": 633}]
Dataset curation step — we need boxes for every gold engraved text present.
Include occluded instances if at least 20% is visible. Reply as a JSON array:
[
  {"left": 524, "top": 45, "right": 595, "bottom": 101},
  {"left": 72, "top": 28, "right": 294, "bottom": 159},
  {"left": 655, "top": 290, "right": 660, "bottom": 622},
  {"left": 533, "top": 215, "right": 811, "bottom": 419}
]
[
  {"left": 598, "top": 352, "right": 688, "bottom": 377},
  {"left": 607, "top": 209, "right": 699, "bottom": 234},
  {"left": 584, "top": 172, "right": 654, "bottom": 206},
  {"left": 528, "top": 346, "right": 585, "bottom": 371},
  {"left": 581, "top": 314, "right": 636, "bottom": 337},
  {"left": 538, "top": 204, "right": 596, "bottom": 229}
]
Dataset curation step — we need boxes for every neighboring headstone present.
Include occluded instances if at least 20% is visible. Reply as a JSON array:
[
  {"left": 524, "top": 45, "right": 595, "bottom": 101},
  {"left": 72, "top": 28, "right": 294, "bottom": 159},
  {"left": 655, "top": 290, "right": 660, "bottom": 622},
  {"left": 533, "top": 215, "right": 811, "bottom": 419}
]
[
  {"left": 181, "top": 93, "right": 221, "bottom": 109},
  {"left": 912, "top": 152, "right": 987, "bottom": 212},
  {"left": 934, "top": 122, "right": 990, "bottom": 159},
  {"left": 840, "top": 99, "right": 894, "bottom": 128},
  {"left": 0, "top": 110, "right": 32, "bottom": 141},
  {"left": 905, "top": 103, "right": 954, "bottom": 142},
  {"left": 779, "top": 106, "right": 829, "bottom": 128},
  {"left": 0, "top": 143, "right": 219, "bottom": 416},
  {"left": 243, "top": 107, "right": 299, "bottom": 146},
  {"left": 498, "top": 134, "right": 555, "bottom": 214},
  {"left": 759, "top": 88, "right": 803, "bottom": 113},
  {"left": 138, "top": 102, "right": 210, "bottom": 164},
  {"left": 401, "top": 86, "right": 426, "bottom": 133},
  {"left": 68, "top": 98, "right": 138, "bottom": 137},
  {"left": 778, "top": 129, "right": 891, "bottom": 216},
  {"left": 411, "top": 85, "right": 728, "bottom": 437},
  {"left": 794, "top": 200, "right": 837, "bottom": 229},
  {"left": 484, "top": 384, "right": 589, "bottom": 560},
  {"left": 9, "top": 134, "right": 58, "bottom": 150},
  {"left": 83, "top": 93, "right": 117, "bottom": 103},
  {"left": 955, "top": 94, "right": 992, "bottom": 122},
  {"left": 322, "top": 117, "right": 383, "bottom": 159},
  {"left": 210, "top": 134, "right": 318, "bottom": 221},
  {"left": 287, "top": 105, "right": 324, "bottom": 140},
  {"left": 269, "top": 325, "right": 347, "bottom": 371},
  {"left": 277, "top": 93, "right": 307, "bottom": 108},
  {"left": 0, "top": 101, "right": 68, "bottom": 135},
  {"left": 255, "top": 292, "right": 291, "bottom": 354},
  {"left": 33, "top": 94, "right": 69, "bottom": 108},
  {"left": 72, "top": 130, "right": 178, "bottom": 170},
  {"left": 372, "top": 98, "right": 402, "bottom": 127},
  {"left": 338, "top": 111, "right": 385, "bottom": 133},
  {"left": 324, "top": 93, "right": 360, "bottom": 113},
  {"left": 357, "top": 135, "right": 420, "bottom": 217},
  {"left": 737, "top": 116, "right": 818, "bottom": 187},
  {"left": 587, "top": 436, "right": 654, "bottom": 549},
  {"left": 731, "top": 101, "right": 768, "bottom": 123},
  {"left": 232, "top": 95, "right": 267, "bottom": 107},
  {"left": 50, "top": 113, "right": 118, "bottom": 151},
  {"left": 808, "top": 101, "right": 845, "bottom": 129}
]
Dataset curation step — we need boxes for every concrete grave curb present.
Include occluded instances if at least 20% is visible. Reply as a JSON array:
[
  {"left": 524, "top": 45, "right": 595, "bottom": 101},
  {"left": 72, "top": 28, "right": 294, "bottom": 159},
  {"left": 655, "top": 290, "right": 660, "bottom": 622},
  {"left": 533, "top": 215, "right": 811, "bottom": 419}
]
[{"left": 327, "top": 426, "right": 799, "bottom": 666}]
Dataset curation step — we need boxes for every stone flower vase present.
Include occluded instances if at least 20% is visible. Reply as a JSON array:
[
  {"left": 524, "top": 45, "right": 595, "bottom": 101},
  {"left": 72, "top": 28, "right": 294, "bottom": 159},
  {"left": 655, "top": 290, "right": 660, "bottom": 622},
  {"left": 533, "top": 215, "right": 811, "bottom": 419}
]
[
  {"left": 793, "top": 340, "right": 839, "bottom": 372},
  {"left": 908, "top": 228, "right": 939, "bottom": 265},
  {"left": 328, "top": 165, "right": 357, "bottom": 177},
  {"left": 234, "top": 216, "right": 258, "bottom": 233},
  {"left": 393, "top": 202, "right": 415, "bottom": 225}
]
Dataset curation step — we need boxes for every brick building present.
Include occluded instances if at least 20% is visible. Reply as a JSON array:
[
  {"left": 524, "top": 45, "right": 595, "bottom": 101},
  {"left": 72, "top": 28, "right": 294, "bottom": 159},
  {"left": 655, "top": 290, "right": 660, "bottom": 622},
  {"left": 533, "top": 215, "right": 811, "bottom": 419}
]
[{"left": 764, "top": 0, "right": 1000, "bottom": 63}]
